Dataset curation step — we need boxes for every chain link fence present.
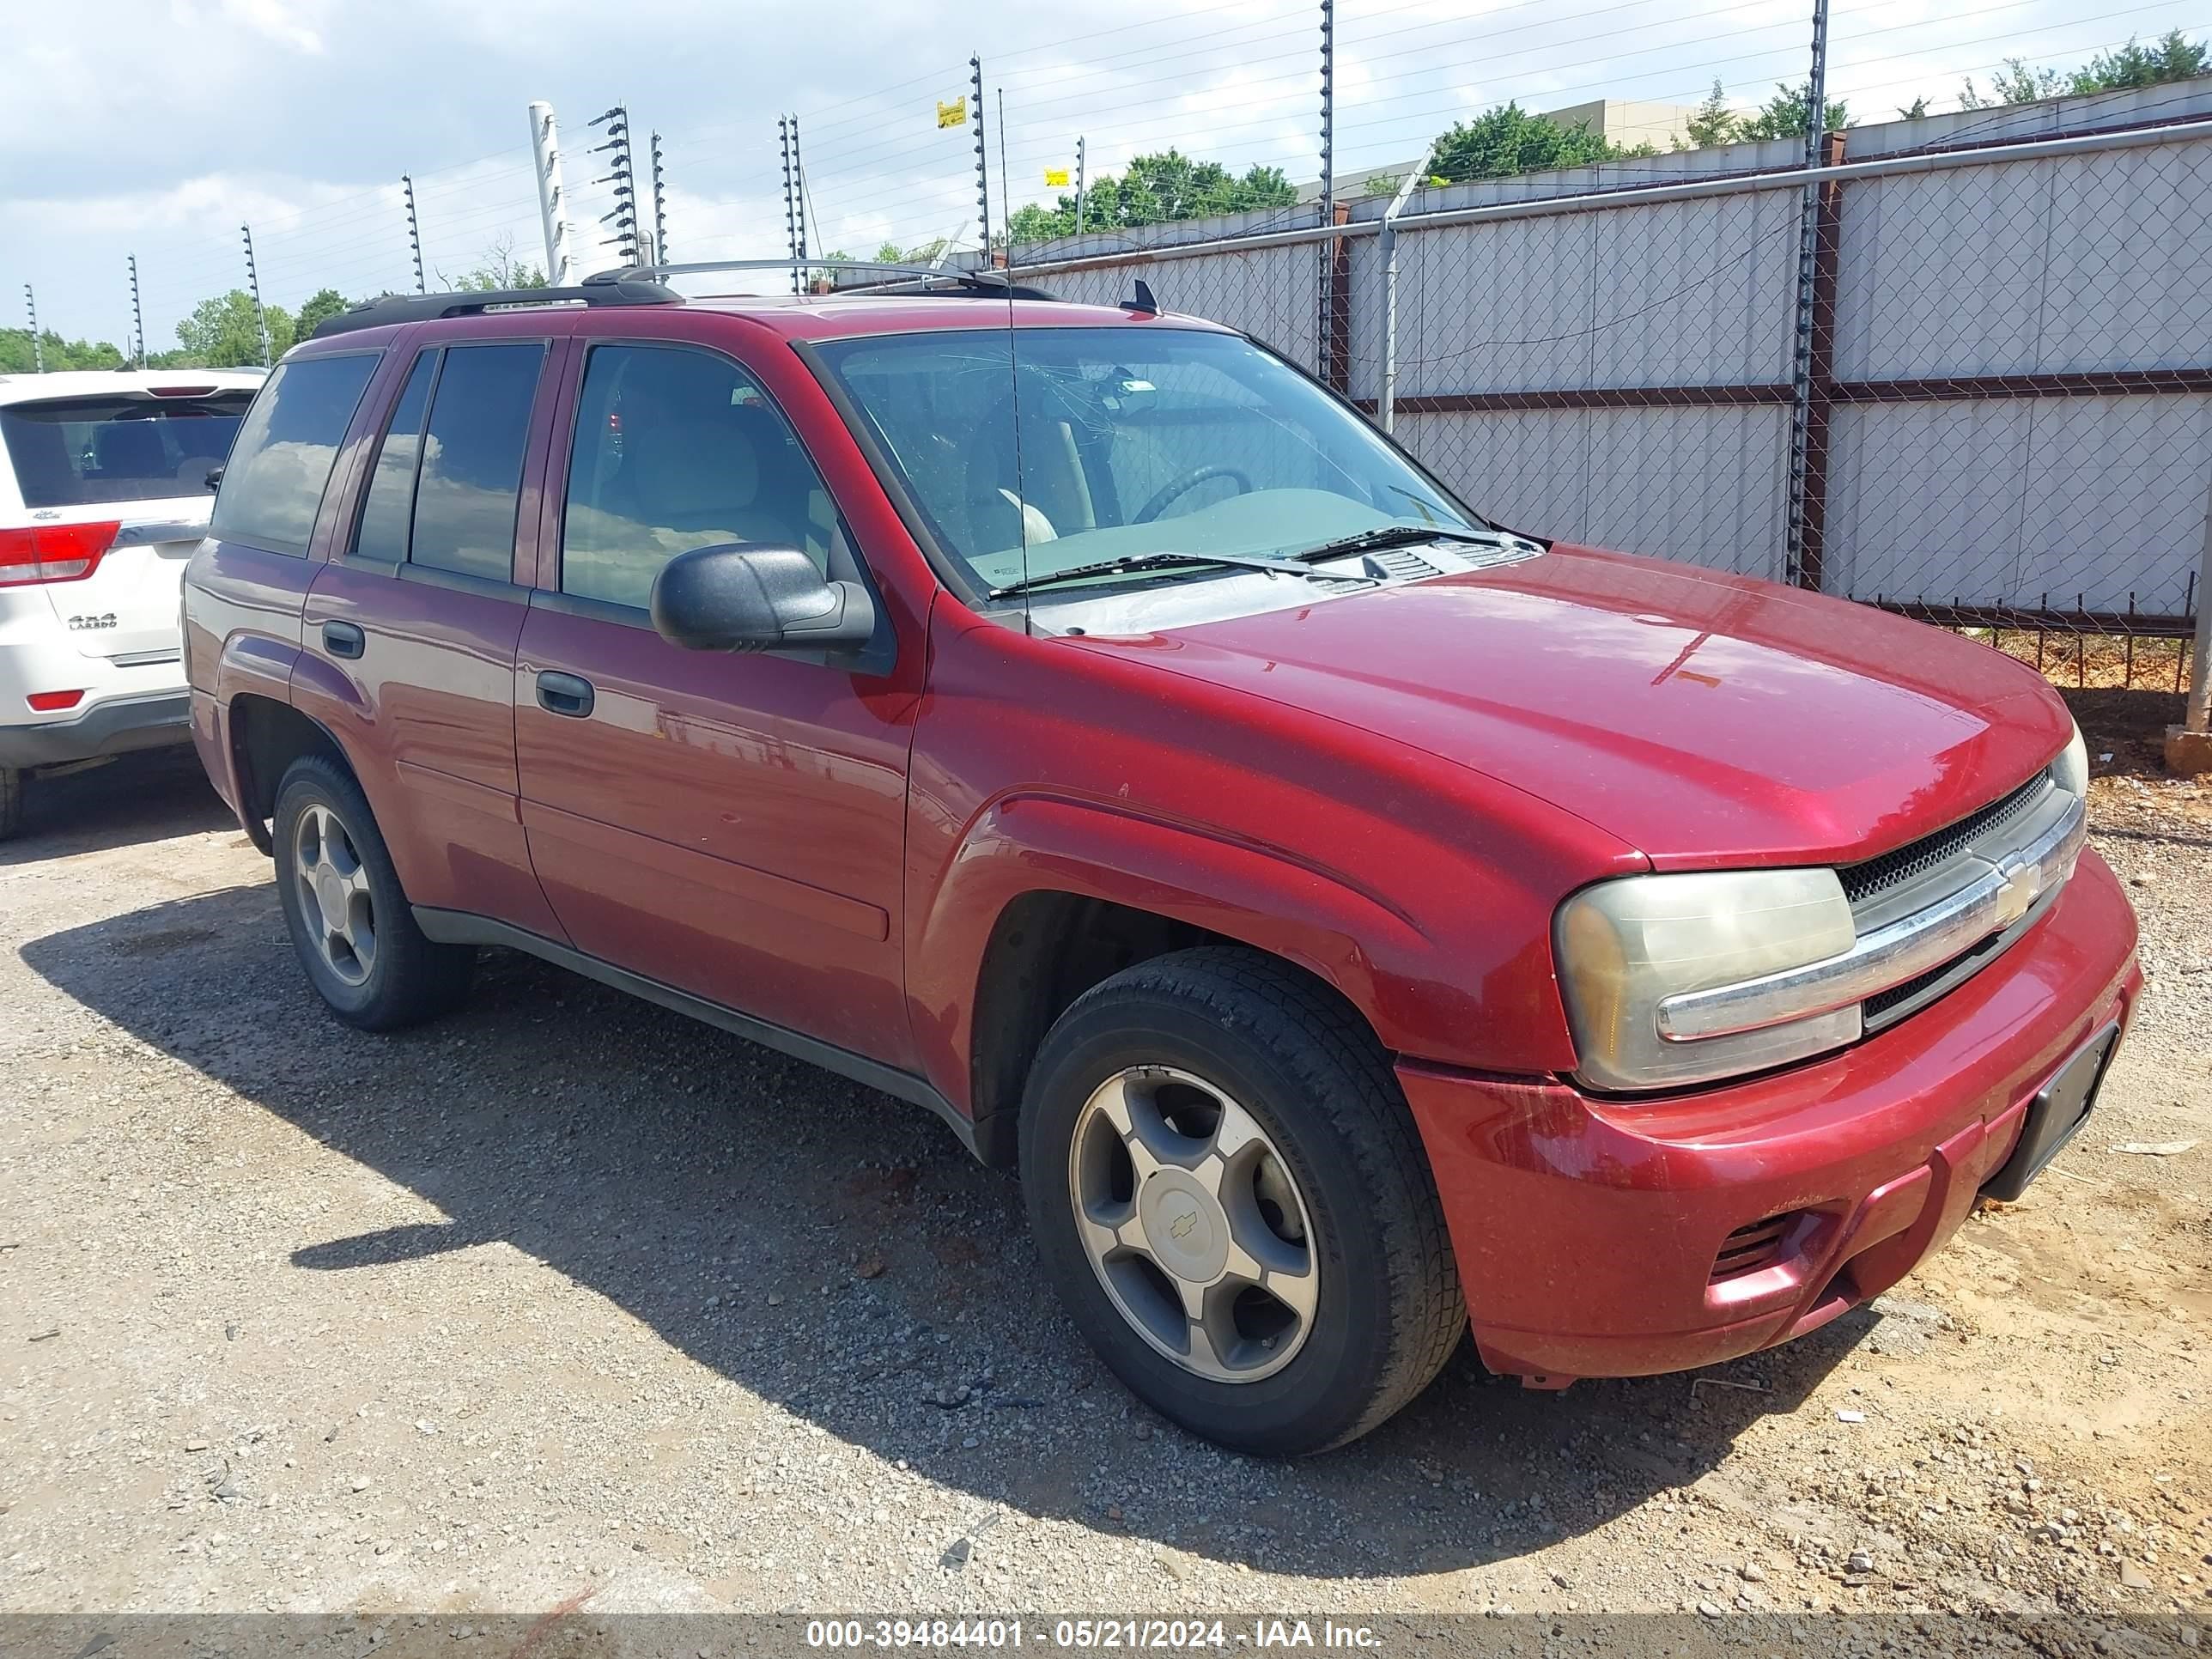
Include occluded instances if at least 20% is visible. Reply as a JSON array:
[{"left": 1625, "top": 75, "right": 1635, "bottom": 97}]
[{"left": 1002, "top": 86, "right": 2212, "bottom": 704}]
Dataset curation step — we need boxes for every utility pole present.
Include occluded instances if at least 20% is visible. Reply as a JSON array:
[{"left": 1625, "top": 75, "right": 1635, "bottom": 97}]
[
  {"left": 780, "top": 114, "right": 800, "bottom": 294},
  {"left": 590, "top": 105, "right": 639, "bottom": 268},
  {"left": 1317, "top": 0, "right": 1334, "bottom": 221},
  {"left": 970, "top": 55, "right": 992, "bottom": 264},
  {"left": 791, "top": 113, "right": 810, "bottom": 278},
  {"left": 650, "top": 131, "right": 669, "bottom": 267},
  {"left": 1783, "top": 0, "right": 1832, "bottom": 589},
  {"left": 529, "top": 101, "right": 576, "bottom": 286},
  {"left": 240, "top": 225, "right": 271, "bottom": 367},
  {"left": 128, "top": 256, "right": 145, "bottom": 368},
  {"left": 996, "top": 90, "right": 1011, "bottom": 255},
  {"left": 22, "top": 285, "right": 41, "bottom": 373},
  {"left": 1318, "top": 0, "right": 1336, "bottom": 365},
  {"left": 401, "top": 175, "right": 427, "bottom": 294},
  {"left": 1075, "top": 136, "right": 1086, "bottom": 236}
]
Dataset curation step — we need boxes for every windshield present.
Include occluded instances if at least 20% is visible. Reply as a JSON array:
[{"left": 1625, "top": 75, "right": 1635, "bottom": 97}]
[{"left": 813, "top": 326, "right": 1477, "bottom": 596}]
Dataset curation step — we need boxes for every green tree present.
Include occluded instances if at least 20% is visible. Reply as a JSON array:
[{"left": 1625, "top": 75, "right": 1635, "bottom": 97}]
[
  {"left": 0, "top": 328, "right": 131, "bottom": 373},
  {"left": 2069, "top": 30, "right": 2209, "bottom": 93},
  {"left": 1428, "top": 103, "right": 1621, "bottom": 183},
  {"left": 1681, "top": 79, "right": 1741, "bottom": 149},
  {"left": 1006, "top": 150, "right": 1296, "bottom": 245},
  {"left": 1737, "top": 81, "right": 1850, "bottom": 142},
  {"left": 295, "top": 288, "right": 351, "bottom": 336},
  {"left": 173, "top": 290, "right": 294, "bottom": 368},
  {"left": 1896, "top": 96, "right": 1931, "bottom": 120},
  {"left": 437, "top": 234, "right": 547, "bottom": 292},
  {"left": 1960, "top": 32, "right": 2205, "bottom": 109}
]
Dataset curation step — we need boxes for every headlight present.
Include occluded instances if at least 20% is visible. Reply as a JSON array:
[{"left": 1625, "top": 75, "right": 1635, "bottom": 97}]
[
  {"left": 1555, "top": 868, "right": 1860, "bottom": 1092},
  {"left": 2051, "top": 717, "right": 2088, "bottom": 798}
]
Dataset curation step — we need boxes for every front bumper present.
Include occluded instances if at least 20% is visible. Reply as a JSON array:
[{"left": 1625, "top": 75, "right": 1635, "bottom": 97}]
[
  {"left": 1401, "top": 847, "right": 2141, "bottom": 1382},
  {"left": 0, "top": 691, "right": 193, "bottom": 769}
]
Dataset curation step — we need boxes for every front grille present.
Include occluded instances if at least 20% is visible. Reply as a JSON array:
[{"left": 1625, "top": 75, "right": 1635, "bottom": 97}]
[
  {"left": 1711, "top": 1213, "right": 1796, "bottom": 1281},
  {"left": 1840, "top": 774, "right": 2046, "bottom": 906}
]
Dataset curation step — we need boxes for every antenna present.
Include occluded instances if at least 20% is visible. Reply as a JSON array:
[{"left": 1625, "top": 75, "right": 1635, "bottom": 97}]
[
  {"left": 402, "top": 174, "right": 427, "bottom": 294},
  {"left": 590, "top": 105, "right": 639, "bottom": 266},
  {"left": 22, "top": 285, "right": 41, "bottom": 373},
  {"left": 1075, "top": 136, "right": 1087, "bottom": 236},
  {"left": 128, "top": 256, "right": 145, "bottom": 368},
  {"left": 241, "top": 225, "right": 271, "bottom": 367}
]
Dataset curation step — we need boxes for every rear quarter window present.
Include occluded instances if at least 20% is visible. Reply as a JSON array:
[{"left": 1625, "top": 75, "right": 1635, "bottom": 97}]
[
  {"left": 210, "top": 355, "right": 380, "bottom": 556},
  {"left": 1, "top": 391, "right": 256, "bottom": 509}
]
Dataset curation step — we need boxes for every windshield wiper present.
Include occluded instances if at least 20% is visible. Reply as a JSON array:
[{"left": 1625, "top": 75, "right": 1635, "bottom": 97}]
[
  {"left": 988, "top": 550, "right": 1378, "bottom": 601},
  {"left": 1285, "top": 523, "right": 1515, "bottom": 564}
]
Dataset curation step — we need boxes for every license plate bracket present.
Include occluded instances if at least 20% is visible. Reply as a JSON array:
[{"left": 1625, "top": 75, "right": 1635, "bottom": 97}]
[{"left": 1981, "top": 1022, "right": 2119, "bottom": 1201}]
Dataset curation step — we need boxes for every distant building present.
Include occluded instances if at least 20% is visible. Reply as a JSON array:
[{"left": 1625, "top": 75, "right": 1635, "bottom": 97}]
[
  {"left": 1538, "top": 98, "right": 1701, "bottom": 151},
  {"left": 1295, "top": 97, "right": 1702, "bottom": 203}
]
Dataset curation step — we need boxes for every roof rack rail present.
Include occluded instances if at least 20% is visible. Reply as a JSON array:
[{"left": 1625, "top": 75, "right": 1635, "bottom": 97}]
[
  {"left": 308, "top": 277, "right": 683, "bottom": 340},
  {"left": 584, "top": 258, "right": 1058, "bottom": 302}
]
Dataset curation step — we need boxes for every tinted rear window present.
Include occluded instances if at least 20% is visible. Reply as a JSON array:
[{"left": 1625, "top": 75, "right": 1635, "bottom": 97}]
[
  {"left": 1, "top": 392, "right": 256, "bottom": 509},
  {"left": 210, "top": 355, "right": 380, "bottom": 556}
]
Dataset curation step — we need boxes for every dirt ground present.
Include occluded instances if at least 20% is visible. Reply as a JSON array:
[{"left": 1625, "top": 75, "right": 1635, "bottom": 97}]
[{"left": 0, "top": 709, "right": 2207, "bottom": 1632}]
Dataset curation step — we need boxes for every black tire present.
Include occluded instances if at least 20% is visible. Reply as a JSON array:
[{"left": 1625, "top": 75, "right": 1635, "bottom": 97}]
[
  {"left": 1019, "top": 946, "right": 1464, "bottom": 1456},
  {"left": 271, "top": 753, "right": 474, "bottom": 1030},
  {"left": 0, "top": 766, "right": 21, "bottom": 842}
]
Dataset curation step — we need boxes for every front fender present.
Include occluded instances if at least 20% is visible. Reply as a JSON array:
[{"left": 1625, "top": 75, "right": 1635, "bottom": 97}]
[{"left": 905, "top": 790, "right": 1576, "bottom": 1114}]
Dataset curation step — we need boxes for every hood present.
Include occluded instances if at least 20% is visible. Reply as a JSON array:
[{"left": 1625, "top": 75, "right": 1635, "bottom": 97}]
[{"left": 1085, "top": 544, "right": 2073, "bottom": 868}]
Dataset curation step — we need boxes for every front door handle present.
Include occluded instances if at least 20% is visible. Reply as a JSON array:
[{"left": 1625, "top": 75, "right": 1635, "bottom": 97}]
[
  {"left": 321, "top": 621, "right": 365, "bottom": 659},
  {"left": 535, "top": 671, "right": 595, "bottom": 718}
]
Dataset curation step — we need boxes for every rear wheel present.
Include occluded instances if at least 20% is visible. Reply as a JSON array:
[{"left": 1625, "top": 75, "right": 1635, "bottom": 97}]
[
  {"left": 0, "top": 767, "right": 20, "bottom": 842},
  {"left": 271, "top": 754, "right": 473, "bottom": 1030},
  {"left": 1019, "top": 947, "right": 1464, "bottom": 1455}
]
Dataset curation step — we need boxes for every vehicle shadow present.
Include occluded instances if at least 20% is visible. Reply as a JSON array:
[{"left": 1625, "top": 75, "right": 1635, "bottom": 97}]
[
  {"left": 1, "top": 747, "right": 232, "bottom": 864},
  {"left": 21, "top": 881, "right": 1879, "bottom": 1580}
]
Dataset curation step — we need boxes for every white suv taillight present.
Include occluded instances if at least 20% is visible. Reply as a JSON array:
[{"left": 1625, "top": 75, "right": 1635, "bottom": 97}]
[{"left": 0, "top": 521, "right": 122, "bottom": 586}]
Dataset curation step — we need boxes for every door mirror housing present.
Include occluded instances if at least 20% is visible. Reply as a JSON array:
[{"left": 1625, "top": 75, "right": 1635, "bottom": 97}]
[{"left": 648, "top": 544, "right": 877, "bottom": 654}]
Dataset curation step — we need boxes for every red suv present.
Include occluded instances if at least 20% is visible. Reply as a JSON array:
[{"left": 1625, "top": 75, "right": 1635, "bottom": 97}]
[{"left": 183, "top": 272, "right": 2139, "bottom": 1455}]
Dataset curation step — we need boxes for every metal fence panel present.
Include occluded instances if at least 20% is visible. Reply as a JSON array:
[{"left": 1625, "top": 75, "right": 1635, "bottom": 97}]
[{"left": 1003, "top": 98, "right": 2212, "bottom": 681}]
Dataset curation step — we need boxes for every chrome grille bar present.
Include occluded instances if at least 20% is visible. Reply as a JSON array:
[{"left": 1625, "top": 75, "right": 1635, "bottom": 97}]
[{"left": 1656, "top": 787, "right": 2086, "bottom": 1044}]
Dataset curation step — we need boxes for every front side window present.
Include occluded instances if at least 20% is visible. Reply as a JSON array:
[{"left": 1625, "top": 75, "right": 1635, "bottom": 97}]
[
  {"left": 210, "top": 355, "right": 380, "bottom": 556},
  {"left": 560, "top": 343, "right": 842, "bottom": 610},
  {"left": 408, "top": 343, "right": 544, "bottom": 581},
  {"left": 813, "top": 326, "right": 1474, "bottom": 596}
]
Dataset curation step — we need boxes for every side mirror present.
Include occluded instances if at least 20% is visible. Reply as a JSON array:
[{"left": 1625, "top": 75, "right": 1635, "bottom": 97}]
[
  {"left": 204, "top": 465, "right": 224, "bottom": 493},
  {"left": 648, "top": 543, "right": 877, "bottom": 654}
]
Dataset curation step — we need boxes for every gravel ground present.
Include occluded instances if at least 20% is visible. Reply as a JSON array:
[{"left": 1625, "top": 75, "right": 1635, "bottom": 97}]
[{"left": 0, "top": 743, "right": 2207, "bottom": 1626}]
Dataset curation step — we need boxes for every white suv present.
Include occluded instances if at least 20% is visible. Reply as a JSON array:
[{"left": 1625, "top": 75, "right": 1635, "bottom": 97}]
[{"left": 0, "top": 368, "right": 264, "bottom": 837}]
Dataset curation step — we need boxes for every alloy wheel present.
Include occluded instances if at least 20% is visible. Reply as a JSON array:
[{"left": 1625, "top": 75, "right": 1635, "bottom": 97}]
[
  {"left": 1066, "top": 1065, "right": 1319, "bottom": 1383},
  {"left": 292, "top": 802, "right": 378, "bottom": 988}
]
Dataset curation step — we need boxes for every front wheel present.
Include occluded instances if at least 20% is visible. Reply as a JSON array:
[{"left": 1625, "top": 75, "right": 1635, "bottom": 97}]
[
  {"left": 0, "top": 766, "right": 21, "bottom": 842},
  {"left": 271, "top": 754, "right": 474, "bottom": 1030},
  {"left": 1019, "top": 947, "right": 1464, "bottom": 1455}
]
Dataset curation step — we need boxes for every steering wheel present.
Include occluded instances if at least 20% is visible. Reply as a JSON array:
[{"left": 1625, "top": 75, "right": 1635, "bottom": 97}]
[{"left": 1133, "top": 464, "right": 1254, "bottom": 524}]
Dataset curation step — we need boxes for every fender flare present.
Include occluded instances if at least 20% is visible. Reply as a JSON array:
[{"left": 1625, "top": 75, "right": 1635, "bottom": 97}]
[{"left": 907, "top": 791, "right": 1516, "bottom": 1115}]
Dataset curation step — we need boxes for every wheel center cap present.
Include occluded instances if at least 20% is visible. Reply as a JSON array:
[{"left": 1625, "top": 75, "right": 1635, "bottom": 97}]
[
  {"left": 1139, "top": 1168, "right": 1229, "bottom": 1283},
  {"left": 314, "top": 869, "right": 347, "bottom": 929}
]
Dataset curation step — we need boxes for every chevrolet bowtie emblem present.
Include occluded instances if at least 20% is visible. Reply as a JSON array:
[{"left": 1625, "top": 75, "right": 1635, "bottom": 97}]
[
  {"left": 1992, "top": 860, "right": 2038, "bottom": 928},
  {"left": 1169, "top": 1210, "right": 1198, "bottom": 1240}
]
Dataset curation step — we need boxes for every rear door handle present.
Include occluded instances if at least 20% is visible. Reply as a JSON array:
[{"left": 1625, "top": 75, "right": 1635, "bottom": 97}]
[
  {"left": 535, "top": 671, "right": 595, "bottom": 718},
  {"left": 321, "top": 621, "right": 365, "bottom": 659}
]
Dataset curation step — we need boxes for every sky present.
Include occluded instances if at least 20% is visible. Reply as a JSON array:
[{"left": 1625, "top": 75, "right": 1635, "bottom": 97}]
[{"left": 2, "top": 0, "right": 2205, "bottom": 349}]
